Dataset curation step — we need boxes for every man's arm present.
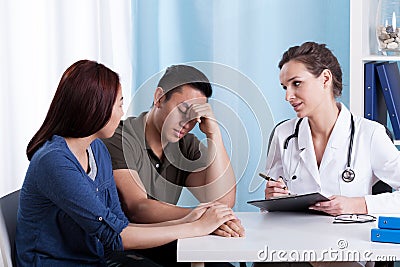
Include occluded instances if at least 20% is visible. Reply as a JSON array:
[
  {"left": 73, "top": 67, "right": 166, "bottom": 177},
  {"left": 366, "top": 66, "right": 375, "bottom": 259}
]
[
  {"left": 114, "top": 169, "right": 191, "bottom": 223},
  {"left": 184, "top": 130, "right": 240, "bottom": 237},
  {"left": 185, "top": 104, "right": 236, "bottom": 207},
  {"left": 185, "top": 133, "right": 236, "bottom": 207}
]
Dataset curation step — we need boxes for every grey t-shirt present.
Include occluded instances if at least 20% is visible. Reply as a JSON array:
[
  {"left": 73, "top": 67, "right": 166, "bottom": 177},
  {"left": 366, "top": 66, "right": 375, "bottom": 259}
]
[{"left": 102, "top": 112, "right": 208, "bottom": 204}]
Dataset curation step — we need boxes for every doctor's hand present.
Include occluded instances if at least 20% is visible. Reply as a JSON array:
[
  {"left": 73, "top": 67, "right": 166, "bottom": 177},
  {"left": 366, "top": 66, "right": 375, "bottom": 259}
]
[
  {"left": 264, "top": 177, "right": 290, "bottom": 199},
  {"left": 309, "top": 195, "right": 368, "bottom": 216}
]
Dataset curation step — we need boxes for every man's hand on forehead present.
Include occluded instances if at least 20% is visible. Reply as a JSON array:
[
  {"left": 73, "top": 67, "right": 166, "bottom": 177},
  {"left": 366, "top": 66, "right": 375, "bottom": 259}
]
[{"left": 187, "top": 103, "right": 214, "bottom": 123}]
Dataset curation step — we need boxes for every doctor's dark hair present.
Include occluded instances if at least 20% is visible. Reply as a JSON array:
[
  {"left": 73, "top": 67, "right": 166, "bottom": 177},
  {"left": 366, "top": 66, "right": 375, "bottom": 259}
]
[
  {"left": 27, "top": 59, "right": 120, "bottom": 160},
  {"left": 278, "top": 41, "right": 343, "bottom": 97},
  {"left": 157, "top": 65, "right": 212, "bottom": 102}
]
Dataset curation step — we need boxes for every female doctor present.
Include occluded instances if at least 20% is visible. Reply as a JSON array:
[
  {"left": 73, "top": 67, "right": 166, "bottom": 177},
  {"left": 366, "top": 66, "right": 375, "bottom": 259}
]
[{"left": 264, "top": 41, "right": 400, "bottom": 216}]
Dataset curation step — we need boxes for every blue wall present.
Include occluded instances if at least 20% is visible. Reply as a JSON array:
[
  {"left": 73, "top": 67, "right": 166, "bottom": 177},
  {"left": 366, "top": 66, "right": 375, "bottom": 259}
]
[{"left": 130, "top": 0, "right": 350, "bottom": 211}]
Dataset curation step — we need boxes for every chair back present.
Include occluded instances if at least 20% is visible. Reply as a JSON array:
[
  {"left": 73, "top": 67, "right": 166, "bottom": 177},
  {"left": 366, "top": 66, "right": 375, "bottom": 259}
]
[{"left": 0, "top": 190, "right": 21, "bottom": 267}]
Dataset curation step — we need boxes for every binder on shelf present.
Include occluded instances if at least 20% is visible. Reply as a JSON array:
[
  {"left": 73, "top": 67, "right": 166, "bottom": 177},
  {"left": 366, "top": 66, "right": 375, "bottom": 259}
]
[
  {"left": 371, "top": 228, "right": 400, "bottom": 244},
  {"left": 364, "top": 62, "right": 387, "bottom": 124},
  {"left": 378, "top": 216, "right": 400, "bottom": 230},
  {"left": 376, "top": 62, "right": 400, "bottom": 140}
]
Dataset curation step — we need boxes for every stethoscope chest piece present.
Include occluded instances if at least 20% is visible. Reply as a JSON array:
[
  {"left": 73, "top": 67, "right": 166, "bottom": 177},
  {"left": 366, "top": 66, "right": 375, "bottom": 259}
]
[
  {"left": 284, "top": 114, "right": 356, "bottom": 183},
  {"left": 342, "top": 168, "right": 355, "bottom": 183}
]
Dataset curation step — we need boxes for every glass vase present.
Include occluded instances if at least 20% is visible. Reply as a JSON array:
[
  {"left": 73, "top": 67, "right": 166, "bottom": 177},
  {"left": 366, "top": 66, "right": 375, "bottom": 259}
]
[{"left": 376, "top": 0, "right": 400, "bottom": 55}]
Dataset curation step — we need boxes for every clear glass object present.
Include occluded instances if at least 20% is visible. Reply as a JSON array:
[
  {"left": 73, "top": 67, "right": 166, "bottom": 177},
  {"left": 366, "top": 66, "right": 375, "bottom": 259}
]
[{"left": 376, "top": 0, "right": 400, "bottom": 55}]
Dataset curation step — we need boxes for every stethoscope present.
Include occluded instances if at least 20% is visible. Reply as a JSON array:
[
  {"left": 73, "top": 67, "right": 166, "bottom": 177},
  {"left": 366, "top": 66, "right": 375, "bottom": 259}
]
[{"left": 283, "top": 114, "right": 355, "bottom": 183}]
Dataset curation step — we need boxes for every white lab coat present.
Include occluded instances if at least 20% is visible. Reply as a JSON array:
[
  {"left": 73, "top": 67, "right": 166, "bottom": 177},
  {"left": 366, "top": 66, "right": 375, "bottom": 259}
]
[{"left": 266, "top": 103, "right": 400, "bottom": 213}]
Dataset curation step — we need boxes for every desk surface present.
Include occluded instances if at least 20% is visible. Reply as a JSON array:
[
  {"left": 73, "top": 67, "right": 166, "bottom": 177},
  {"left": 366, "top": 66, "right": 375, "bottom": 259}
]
[{"left": 178, "top": 212, "right": 400, "bottom": 263}]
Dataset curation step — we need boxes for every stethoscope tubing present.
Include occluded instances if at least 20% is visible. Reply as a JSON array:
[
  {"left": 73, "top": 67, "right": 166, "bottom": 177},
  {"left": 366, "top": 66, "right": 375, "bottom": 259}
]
[{"left": 283, "top": 114, "right": 355, "bottom": 183}]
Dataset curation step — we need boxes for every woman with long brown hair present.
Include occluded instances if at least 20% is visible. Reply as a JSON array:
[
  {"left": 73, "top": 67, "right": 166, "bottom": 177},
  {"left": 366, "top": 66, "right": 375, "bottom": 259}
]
[{"left": 16, "top": 60, "right": 237, "bottom": 266}]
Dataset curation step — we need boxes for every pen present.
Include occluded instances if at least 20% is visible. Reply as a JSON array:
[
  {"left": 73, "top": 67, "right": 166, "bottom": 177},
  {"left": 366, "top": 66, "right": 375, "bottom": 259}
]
[{"left": 258, "top": 172, "right": 288, "bottom": 190}]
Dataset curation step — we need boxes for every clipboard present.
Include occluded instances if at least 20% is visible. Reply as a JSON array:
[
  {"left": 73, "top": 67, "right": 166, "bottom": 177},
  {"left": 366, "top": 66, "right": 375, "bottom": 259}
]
[{"left": 247, "top": 192, "right": 329, "bottom": 212}]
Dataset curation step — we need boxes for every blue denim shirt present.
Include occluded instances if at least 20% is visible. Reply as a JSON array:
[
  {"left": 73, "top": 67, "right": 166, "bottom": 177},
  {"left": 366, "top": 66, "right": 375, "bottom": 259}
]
[{"left": 16, "top": 135, "right": 129, "bottom": 266}]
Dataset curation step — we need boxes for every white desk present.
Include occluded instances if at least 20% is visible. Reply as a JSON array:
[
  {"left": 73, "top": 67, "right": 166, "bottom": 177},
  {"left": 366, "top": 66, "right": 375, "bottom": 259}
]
[{"left": 177, "top": 212, "right": 400, "bottom": 267}]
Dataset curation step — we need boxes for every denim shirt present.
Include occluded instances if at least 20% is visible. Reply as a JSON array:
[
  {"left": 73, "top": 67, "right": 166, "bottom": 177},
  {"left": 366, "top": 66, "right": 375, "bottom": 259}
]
[{"left": 16, "top": 135, "right": 129, "bottom": 266}]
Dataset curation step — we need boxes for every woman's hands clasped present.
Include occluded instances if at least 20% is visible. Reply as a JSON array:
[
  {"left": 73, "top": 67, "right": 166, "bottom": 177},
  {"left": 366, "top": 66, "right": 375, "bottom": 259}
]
[{"left": 183, "top": 202, "right": 245, "bottom": 237}]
